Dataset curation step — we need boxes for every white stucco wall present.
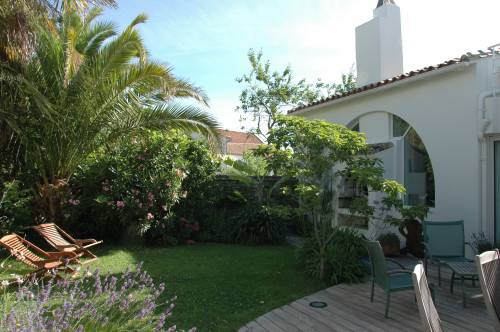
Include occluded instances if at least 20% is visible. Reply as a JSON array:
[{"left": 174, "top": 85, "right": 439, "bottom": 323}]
[{"left": 297, "top": 63, "right": 489, "bottom": 243}]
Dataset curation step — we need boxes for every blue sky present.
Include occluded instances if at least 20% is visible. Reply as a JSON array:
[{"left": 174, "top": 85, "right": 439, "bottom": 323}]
[{"left": 104, "top": 0, "right": 500, "bottom": 130}]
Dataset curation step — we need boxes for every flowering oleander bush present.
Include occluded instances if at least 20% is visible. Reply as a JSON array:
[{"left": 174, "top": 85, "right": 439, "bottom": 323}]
[
  {"left": 64, "top": 130, "right": 217, "bottom": 244},
  {"left": 0, "top": 263, "right": 193, "bottom": 332}
]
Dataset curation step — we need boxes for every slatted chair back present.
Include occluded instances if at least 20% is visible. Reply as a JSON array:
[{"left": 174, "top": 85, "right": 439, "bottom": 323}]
[
  {"left": 412, "top": 263, "right": 442, "bottom": 332},
  {"left": 33, "top": 223, "right": 73, "bottom": 248},
  {"left": 476, "top": 250, "right": 500, "bottom": 332},
  {"left": 0, "top": 234, "right": 46, "bottom": 268},
  {"left": 362, "top": 240, "right": 389, "bottom": 289},
  {"left": 423, "top": 221, "right": 465, "bottom": 258}
]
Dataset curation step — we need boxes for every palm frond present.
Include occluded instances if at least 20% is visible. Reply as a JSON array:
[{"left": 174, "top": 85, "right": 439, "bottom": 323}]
[{"left": 140, "top": 103, "right": 221, "bottom": 148}]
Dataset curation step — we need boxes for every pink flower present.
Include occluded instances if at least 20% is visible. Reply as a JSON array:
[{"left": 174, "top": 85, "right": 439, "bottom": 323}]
[
  {"left": 147, "top": 192, "right": 155, "bottom": 201},
  {"left": 68, "top": 199, "right": 80, "bottom": 206},
  {"left": 116, "top": 201, "right": 125, "bottom": 208},
  {"left": 146, "top": 213, "right": 154, "bottom": 220}
]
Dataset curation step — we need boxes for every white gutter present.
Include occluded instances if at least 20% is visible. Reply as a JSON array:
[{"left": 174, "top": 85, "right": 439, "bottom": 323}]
[
  {"left": 291, "top": 62, "right": 471, "bottom": 116},
  {"left": 478, "top": 88, "right": 500, "bottom": 235}
]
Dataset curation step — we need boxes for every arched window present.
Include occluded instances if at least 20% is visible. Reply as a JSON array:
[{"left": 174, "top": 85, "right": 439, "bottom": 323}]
[{"left": 392, "top": 115, "right": 435, "bottom": 207}]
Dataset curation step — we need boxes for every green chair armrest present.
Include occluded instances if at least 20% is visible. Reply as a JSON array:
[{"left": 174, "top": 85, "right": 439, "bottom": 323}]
[{"left": 387, "top": 269, "right": 413, "bottom": 276}]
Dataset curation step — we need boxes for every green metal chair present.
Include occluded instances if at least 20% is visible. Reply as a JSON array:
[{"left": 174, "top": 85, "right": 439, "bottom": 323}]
[
  {"left": 363, "top": 240, "right": 414, "bottom": 318},
  {"left": 423, "top": 220, "right": 472, "bottom": 286}
]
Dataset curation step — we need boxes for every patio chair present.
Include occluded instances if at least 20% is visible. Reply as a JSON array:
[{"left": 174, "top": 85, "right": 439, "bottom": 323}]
[
  {"left": 363, "top": 239, "right": 414, "bottom": 318},
  {"left": 412, "top": 263, "right": 443, "bottom": 332},
  {"left": 0, "top": 234, "right": 78, "bottom": 281},
  {"left": 32, "top": 223, "right": 102, "bottom": 264},
  {"left": 423, "top": 220, "right": 472, "bottom": 286},
  {"left": 475, "top": 250, "right": 500, "bottom": 332}
]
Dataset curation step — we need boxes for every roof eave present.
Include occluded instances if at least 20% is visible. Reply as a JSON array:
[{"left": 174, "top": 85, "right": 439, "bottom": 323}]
[{"left": 290, "top": 62, "right": 472, "bottom": 116}]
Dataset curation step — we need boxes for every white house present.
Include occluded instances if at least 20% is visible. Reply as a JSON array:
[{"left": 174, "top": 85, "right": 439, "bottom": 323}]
[
  {"left": 289, "top": 0, "right": 500, "bottom": 245},
  {"left": 218, "top": 129, "right": 263, "bottom": 161}
]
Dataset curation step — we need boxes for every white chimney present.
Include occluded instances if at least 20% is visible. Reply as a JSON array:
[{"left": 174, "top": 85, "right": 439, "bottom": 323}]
[{"left": 355, "top": 0, "right": 404, "bottom": 86}]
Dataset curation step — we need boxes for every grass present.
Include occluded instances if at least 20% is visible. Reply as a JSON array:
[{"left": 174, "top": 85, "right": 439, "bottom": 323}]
[{"left": 0, "top": 243, "right": 325, "bottom": 331}]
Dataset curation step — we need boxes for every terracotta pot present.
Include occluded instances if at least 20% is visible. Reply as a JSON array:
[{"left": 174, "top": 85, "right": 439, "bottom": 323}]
[
  {"left": 381, "top": 243, "right": 400, "bottom": 257},
  {"left": 398, "top": 219, "right": 425, "bottom": 258}
]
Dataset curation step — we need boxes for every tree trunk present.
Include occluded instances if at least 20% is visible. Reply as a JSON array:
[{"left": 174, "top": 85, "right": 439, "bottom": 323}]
[
  {"left": 36, "top": 178, "right": 67, "bottom": 223},
  {"left": 318, "top": 246, "right": 326, "bottom": 280}
]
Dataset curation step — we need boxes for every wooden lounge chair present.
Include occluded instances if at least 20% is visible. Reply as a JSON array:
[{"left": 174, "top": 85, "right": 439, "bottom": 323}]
[
  {"left": 412, "top": 263, "right": 443, "bottom": 332},
  {"left": 0, "top": 234, "right": 78, "bottom": 281},
  {"left": 363, "top": 239, "right": 414, "bottom": 318},
  {"left": 32, "top": 223, "right": 102, "bottom": 264},
  {"left": 475, "top": 250, "right": 500, "bottom": 332}
]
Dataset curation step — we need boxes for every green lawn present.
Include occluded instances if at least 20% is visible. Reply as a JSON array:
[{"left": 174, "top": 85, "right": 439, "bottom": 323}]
[{"left": 0, "top": 244, "right": 325, "bottom": 331}]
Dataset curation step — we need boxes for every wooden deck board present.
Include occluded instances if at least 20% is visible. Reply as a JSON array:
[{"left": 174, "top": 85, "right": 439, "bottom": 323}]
[{"left": 240, "top": 262, "right": 494, "bottom": 331}]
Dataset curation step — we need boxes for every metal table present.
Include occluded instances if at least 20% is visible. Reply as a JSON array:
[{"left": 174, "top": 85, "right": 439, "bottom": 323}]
[{"left": 446, "top": 261, "right": 478, "bottom": 307}]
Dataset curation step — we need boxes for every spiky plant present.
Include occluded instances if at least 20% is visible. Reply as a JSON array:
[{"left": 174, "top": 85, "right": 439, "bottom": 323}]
[{"left": 0, "top": 5, "right": 219, "bottom": 221}]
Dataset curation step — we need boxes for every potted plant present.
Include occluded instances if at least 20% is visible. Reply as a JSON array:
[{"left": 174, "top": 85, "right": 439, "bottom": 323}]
[
  {"left": 391, "top": 205, "right": 428, "bottom": 258},
  {"left": 377, "top": 232, "right": 401, "bottom": 256},
  {"left": 471, "top": 232, "right": 494, "bottom": 254}
]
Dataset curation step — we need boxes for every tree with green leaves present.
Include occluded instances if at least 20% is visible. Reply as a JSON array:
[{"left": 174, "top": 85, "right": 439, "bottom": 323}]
[
  {"left": 0, "top": 4, "right": 219, "bottom": 221},
  {"left": 235, "top": 49, "right": 356, "bottom": 140},
  {"left": 256, "top": 115, "right": 404, "bottom": 279}
]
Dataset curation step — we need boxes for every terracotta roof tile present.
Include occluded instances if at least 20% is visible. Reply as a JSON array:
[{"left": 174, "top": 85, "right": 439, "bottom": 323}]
[
  {"left": 217, "top": 130, "right": 263, "bottom": 144},
  {"left": 226, "top": 143, "right": 262, "bottom": 156},
  {"left": 289, "top": 50, "right": 499, "bottom": 114}
]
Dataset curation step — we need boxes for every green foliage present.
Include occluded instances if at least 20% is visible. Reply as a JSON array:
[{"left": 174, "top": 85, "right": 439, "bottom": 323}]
[
  {"left": 235, "top": 49, "right": 356, "bottom": 139},
  {"left": 0, "top": 3, "right": 219, "bottom": 222},
  {"left": 298, "top": 227, "right": 367, "bottom": 285},
  {"left": 0, "top": 180, "right": 33, "bottom": 234},
  {"left": 221, "top": 152, "right": 295, "bottom": 245},
  {"left": 67, "top": 131, "right": 217, "bottom": 244},
  {"left": 172, "top": 138, "right": 220, "bottom": 238},
  {"left": 257, "top": 115, "right": 405, "bottom": 279},
  {"left": 230, "top": 204, "right": 289, "bottom": 245}
]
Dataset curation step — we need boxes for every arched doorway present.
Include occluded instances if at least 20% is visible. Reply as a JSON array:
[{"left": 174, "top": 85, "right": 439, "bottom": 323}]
[{"left": 392, "top": 115, "right": 435, "bottom": 207}]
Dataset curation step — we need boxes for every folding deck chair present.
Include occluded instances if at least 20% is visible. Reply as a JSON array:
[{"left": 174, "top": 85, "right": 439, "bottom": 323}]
[
  {"left": 412, "top": 263, "right": 443, "bottom": 332},
  {"left": 32, "top": 223, "right": 102, "bottom": 264},
  {"left": 475, "top": 250, "right": 500, "bottom": 332},
  {"left": 0, "top": 234, "right": 79, "bottom": 282}
]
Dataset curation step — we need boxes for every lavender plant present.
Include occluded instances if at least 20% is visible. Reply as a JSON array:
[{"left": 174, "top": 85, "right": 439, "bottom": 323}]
[{"left": 0, "top": 263, "right": 194, "bottom": 332}]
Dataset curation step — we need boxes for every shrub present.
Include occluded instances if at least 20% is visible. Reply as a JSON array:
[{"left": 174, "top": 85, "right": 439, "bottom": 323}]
[
  {"left": 471, "top": 232, "right": 494, "bottom": 254},
  {"left": 171, "top": 138, "right": 219, "bottom": 243},
  {"left": 66, "top": 130, "right": 217, "bottom": 245},
  {"left": 230, "top": 204, "right": 289, "bottom": 245},
  {"left": 298, "top": 227, "right": 367, "bottom": 285},
  {"left": 0, "top": 180, "right": 33, "bottom": 235},
  {"left": 0, "top": 263, "right": 192, "bottom": 331}
]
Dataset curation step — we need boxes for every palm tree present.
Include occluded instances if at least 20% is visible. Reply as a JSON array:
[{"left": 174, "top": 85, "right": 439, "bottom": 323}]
[
  {"left": 0, "top": 0, "right": 117, "bottom": 63},
  {"left": 0, "top": 5, "right": 220, "bottom": 221}
]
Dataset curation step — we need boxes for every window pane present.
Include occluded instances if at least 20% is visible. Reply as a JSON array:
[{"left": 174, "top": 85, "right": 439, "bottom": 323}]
[
  {"left": 393, "top": 115, "right": 409, "bottom": 137},
  {"left": 495, "top": 142, "right": 500, "bottom": 243},
  {"left": 404, "top": 128, "right": 435, "bottom": 207}
]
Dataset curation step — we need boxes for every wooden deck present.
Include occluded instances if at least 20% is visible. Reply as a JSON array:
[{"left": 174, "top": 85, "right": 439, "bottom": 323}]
[{"left": 239, "top": 261, "right": 494, "bottom": 332}]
